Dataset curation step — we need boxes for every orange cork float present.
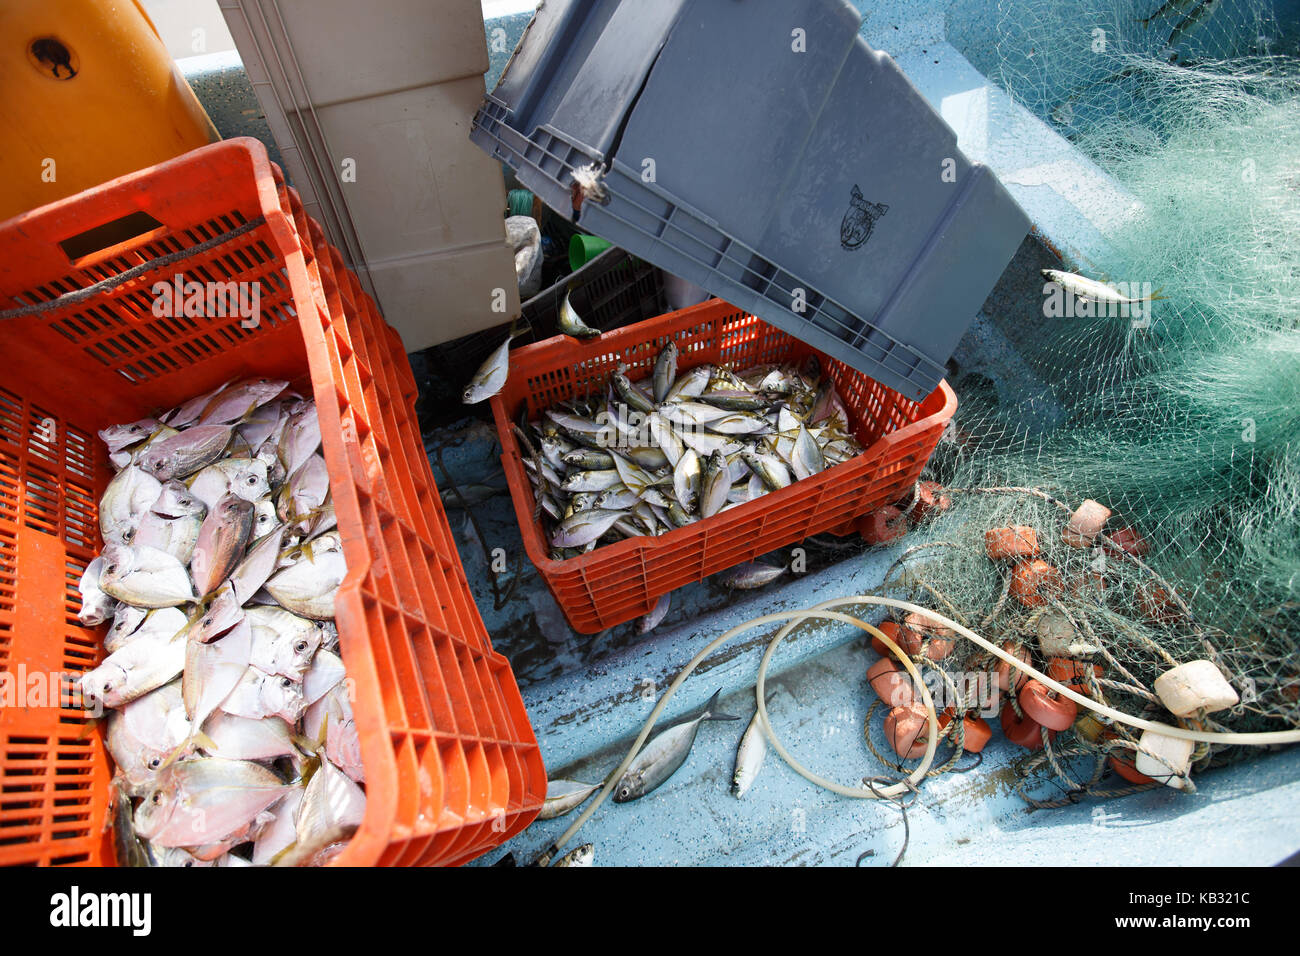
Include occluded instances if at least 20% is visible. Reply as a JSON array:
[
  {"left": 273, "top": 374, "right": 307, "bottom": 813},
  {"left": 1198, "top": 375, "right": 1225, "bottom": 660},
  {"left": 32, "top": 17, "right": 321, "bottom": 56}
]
[
  {"left": 1000, "top": 702, "right": 1054, "bottom": 750},
  {"left": 908, "top": 481, "right": 952, "bottom": 522},
  {"left": 867, "top": 657, "right": 916, "bottom": 708},
  {"left": 857, "top": 505, "right": 909, "bottom": 545},
  {"left": 898, "top": 612, "right": 955, "bottom": 660},
  {"left": 1019, "top": 679, "right": 1079, "bottom": 731},
  {"left": 995, "top": 641, "right": 1033, "bottom": 694},
  {"left": 1062, "top": 499, "right": 1111, "bottom": 548},
  {"left": 939, "top": 709, "right": 993, "bottom": 753},
  {"left": 984, "top": 525, "right": 1040, "bottom": 561},
  {"left": 884, "top": 702, "right": 932, "bottom": 759},
  {"left": 870, "top": 619, "right": 904, "bottom": 657},
  {"left": 1009, "top": 559, "right": 1063, "bottom": 608}
]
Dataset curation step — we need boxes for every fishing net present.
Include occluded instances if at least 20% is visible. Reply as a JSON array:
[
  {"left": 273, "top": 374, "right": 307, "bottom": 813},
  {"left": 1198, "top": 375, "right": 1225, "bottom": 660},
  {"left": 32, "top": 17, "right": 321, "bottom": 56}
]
[{"left": 866, "top": 0, "right": 1300, "bottom": 801}]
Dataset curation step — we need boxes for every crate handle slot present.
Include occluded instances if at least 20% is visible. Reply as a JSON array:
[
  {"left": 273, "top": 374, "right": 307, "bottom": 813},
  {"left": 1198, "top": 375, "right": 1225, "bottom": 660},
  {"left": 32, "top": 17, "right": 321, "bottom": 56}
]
[{"left": 57, "top": 210, "right": 168, "bottom": 267}]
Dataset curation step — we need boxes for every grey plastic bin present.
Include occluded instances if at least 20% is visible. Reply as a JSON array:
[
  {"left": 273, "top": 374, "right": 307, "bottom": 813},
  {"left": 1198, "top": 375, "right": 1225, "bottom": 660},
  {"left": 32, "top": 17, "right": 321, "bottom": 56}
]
[{"left": 470, "top": 0, "right": 1030, "bottom": 402}]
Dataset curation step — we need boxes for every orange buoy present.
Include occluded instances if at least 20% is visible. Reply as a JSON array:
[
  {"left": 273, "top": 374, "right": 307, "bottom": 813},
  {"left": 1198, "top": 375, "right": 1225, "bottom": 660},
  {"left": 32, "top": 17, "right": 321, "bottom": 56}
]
[
  {"left": 1009, "top": 559, "right": 1063, "bottom": 608},
  {"left": 1019, "top": 679, "right": 1078, "bottom": 731},
  {"left": 908, "top": 481, "right": 952, "bottom": 522},
  {"left": 1045, "top": 657, "right": 1103, "bottom": 692},
  {"left": 857, "top": 506, "right": 909, "bottom": 545},
  {"left": 1106, "top": 526, "right": 1150, "bottom": 557},
  {"left": 994, "top": 641, "right": 1032, "bottom": 694},
  {"left": 1108, "top": 750, "right": 1156, "bottom": 786},
  {"left": 984, "top": 525, "right": 1040, "bottom": 561},
  {"left": 1062, "top": 499, "right": 1111, "bottom": 548},
  {"left": 898, "top": 612, "right": 955, "bottom": 660},
  {"left": 939, "top": 708, "right": 993, "bottom": 753},
  {"left": 870, "top": 619, "right": 903, "bottom": 657},
  {"left": 884, "top": 702, "right": 931, "bottom": 759},
  {"left": 867, "top": 657, "right": 916, "bottom": 708},
  {"left": 1000, "top": 701, "right": 1053, "bottom": 750}
]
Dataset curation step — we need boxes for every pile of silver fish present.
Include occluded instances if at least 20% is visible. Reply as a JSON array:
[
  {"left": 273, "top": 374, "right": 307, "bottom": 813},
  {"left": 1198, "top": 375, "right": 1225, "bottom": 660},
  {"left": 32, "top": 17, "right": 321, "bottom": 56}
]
[
  {"left": 77, "top": 378, "right": 364, "bottom": 867},
  {"left": 515, "top": 340, "right": 865, "bottom": 559}
]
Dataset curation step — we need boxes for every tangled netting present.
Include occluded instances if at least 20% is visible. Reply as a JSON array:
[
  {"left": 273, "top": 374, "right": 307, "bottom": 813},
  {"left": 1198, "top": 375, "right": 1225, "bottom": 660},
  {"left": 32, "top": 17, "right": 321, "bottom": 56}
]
[{"left": 865, "top": 0, "right": 1300, "bottom": 806}]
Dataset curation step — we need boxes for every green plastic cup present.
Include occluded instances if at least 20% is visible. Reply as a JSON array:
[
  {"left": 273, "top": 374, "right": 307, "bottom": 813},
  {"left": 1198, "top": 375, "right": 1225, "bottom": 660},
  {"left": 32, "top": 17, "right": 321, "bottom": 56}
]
[{"left": 569, "top": 233, "right": 612, "bottom": 272}]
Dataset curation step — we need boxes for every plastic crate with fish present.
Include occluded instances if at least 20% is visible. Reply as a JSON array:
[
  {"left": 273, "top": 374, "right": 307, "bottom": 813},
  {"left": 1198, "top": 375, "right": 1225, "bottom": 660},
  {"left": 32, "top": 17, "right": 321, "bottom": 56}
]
[
  {"left": 0, "top": 138, "right": 544, "bottom": 866},
  {"left": 490, "top": 300, "right": 957, "bottom": 634}
]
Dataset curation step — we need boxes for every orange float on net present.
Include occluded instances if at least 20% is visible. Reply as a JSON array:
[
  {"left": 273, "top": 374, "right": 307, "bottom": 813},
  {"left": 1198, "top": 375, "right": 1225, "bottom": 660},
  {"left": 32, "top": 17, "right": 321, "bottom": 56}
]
[
  {"left": 1106, "top": 525, "right": 1151, "bottom": 557},
  {"left": 999, "top": 701, "right": 1054, "bottom": 750},
  {"left": 898, "top": 612, "right": 955, "bottom": 660},
  {"left": 1018, "top": 679, "right": 1079, "bottom": 731},
  {"left": 1045, "top": 657, "right": 1103, "bottom": 692},
  {"left": 884, "top": 702, "right": 931, "bottom": 759},
  {"left": 1062, "top": 498, "right": 1112, "bottom": 548},
  {"left": 908, "top": 480, "right": 952, "bottom": 522},
  {"left": 1009, "top": 559, "right": 1063, "bottom": 608},
  {"left": 866, "top": 657, "right": 916, "bottom": 708},
  {"left": 984, "top": 525, "right": 1040, "bottom": 561},
  {"left": 870, "top": 619, "right": 903, "bottom": 657},
  {"left": 994, "top": 641, "right": 1032, "bottom": 694},
  {"left": 857, "top": 506, "right": 909, "bottom": 545},
  {"left": 939, "top": 708, "right": 993, "bottom": 753},
  {"left": 1104, "top": 733, "right": 1156, "bottom": 785}
]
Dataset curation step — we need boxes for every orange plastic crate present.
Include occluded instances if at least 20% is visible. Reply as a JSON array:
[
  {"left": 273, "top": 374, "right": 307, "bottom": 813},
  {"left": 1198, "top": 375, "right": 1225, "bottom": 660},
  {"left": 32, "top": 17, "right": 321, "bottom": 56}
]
[
  {"left": 491, "top": 302, "right": 958, "bottom": 634},
  {"left": 0, "top": 138, "right": 543, "bottom": 866}
]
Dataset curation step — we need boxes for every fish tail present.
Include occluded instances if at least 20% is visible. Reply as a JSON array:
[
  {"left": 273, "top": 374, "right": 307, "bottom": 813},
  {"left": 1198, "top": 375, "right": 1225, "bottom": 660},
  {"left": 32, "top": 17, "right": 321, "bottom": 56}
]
[
  {"left": 701, "top": 688, "right": 741, "bottom": 722},
  {"left": 1147, "top": 286, "right": 1167, "bottom": 302}
]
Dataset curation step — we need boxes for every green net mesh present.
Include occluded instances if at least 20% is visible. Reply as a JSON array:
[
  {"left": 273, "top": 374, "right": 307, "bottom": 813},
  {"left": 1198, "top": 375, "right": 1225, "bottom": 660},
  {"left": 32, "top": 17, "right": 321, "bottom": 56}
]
[{"left": 869, "top": 0, "right": 1299, "bottom": 800}]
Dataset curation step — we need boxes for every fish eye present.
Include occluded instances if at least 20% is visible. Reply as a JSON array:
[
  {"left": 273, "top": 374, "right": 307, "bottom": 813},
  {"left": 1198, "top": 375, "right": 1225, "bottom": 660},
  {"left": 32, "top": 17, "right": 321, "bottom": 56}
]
[
  {"left": 618, "top": 787, "right": 630, "bottom": 799},
  {"left": 129, "top": 425, "right": 141, "bottom": 433},
  {"left": 247, "top": 476, "right": 257, "bottom": 484},
  {"left": 203, "top": 617, "right": 213, "bottom": 627},
  {"left": 151, "top": 792, "right": 162, "bottom": 804},
  {"left": 180, "top": 498, "right": 192, "bottom": 507},
  {"left": 182, "top": 861, "right": 194, "bottom": 867},
  {"left": 148, "top": 757, "right": 161, "bottom": 769},
  {"left": 281, "top": 678, "right": 292, "bottom": 687},
  {"left": 295, "top": 641, "right": 308, "bottom": 652}
]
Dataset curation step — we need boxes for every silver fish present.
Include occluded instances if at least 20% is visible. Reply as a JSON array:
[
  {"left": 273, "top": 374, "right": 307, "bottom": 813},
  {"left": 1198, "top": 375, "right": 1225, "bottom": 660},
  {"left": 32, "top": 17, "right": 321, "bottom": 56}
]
[
  {"left": 235, "top": 399, "right": 286, "bottom": 452},
  {"left": 81, "top": 627, "right": 187, "bottom": 709},
  {"left": 181, "top": 617, "right": 253, "bottom": 752},
  {"left": 551, "top": 508, "right": 627, "bottom": 548},
  {"left": 1167, "top": 0, "right": 1217, "bottom": 46},
  {"left": 134, "top": 481, "right": 206, "bottom": 563},
  {"left": 463, "top": 326, "right": 522, "bottom": 404},
  {"left": 222, "top": 665, "right": 307, "bottom": 724},
  {"left": 228, "top": 525, "right": 286, "bottom": 605},
  {"left": 302, "top": 647, "right": 346, "bottom": 706},
  {"left": 673, "top": 449, "right": 701, "bottom": 512},
  {"left": 197, "top": 378, "right": 288, "bottom": 426},
  {"left": 164, "top": 381, "right": 230, "bottom": 428},
  {"left": 791, "top": 425, "right": 826, "bottom": 480},
  {"left": 264, "top": 532, "right": 346, "bottom": 620},
  {"left": 279, "top": 453, "right": 329, "bottom": 532},
  {"left": 732, "top": 709, "right": 768, "bottom": 798},
  {"left": 100, "top": 466, "right": 163, "bottom": 545},
  {"left": 99, "top": 543, "right": 196, "bottom": 608},
  {"left": 717, "top": 561, "right": 786, "bottom": 589},
  {"left": 708, "top": 411, "right": 772, "bottom": 435},
  {"left": 538, "top": 780, "right": 603, "bottom": 821},
  {"left": 639, "top": 593, "right": 672, "bottom": 634},
  {"left": 303, "top": 682, "right": 364, "bottom": 783},
  {"left": 99, "top": 418, "right": 162, "bottom": 455},
  {"left": 249, "top": 609, "right": 322, "bottom": 681},
  {"left": 613, "top": 688, "right": 738, "bottom": 802},
  {"left": 742, "top": 449, "right": 791, "bottom": 492},
  {"left": 294, "top": 754, "right": 365, "bottom": 852},
  {"left": 77, "top": 557, "right": 117, "bottom": 626},
  {"left": 553, "top": 843, "right": 594, "bottom": 867},
  {"left": 107, "top": 681, "right": 189, "bottom": 795},
  {"left": 104, "top": 604, "right": 149, "bottom": 654},
  {"left": 652, "top": 341, "right": 678, "bottom": 404},
  {"left": 189, "top": 584, "right": 244, "bottom": 644},
  {"left": 252, "top": 788, "right": 304, "bottom": 866},
  {"left": 277, "top": 403, "right": 321, "bottom": 477},
  {"left": 664, "top": 364, "right": 711, "bottom": 402},
  {"left": 190, "top": 493, "right": 255, "bottom": 597},
  {"left": 202, "top": 713, "right": 302, "bottom": 763},
  {"left": 137, "top": 424, "right": 233, "bottom": 481},
  {"left": 188, "top": 457, "right": 270, "bottom": 510},
  {"left": 699, "top": 450, "right": 729, "bottom": 518},
  {"left": 612, "top": 367, "right": 656, "bottom": 414},
  {"left": 647, "top": 413, "right": 685, "bottom": 467},
  {"left": 558, "top": 292, "right": 601, "bottom": 339},
  {"left": 134, "top": 756, "right": 291, "bottom": 848}
]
